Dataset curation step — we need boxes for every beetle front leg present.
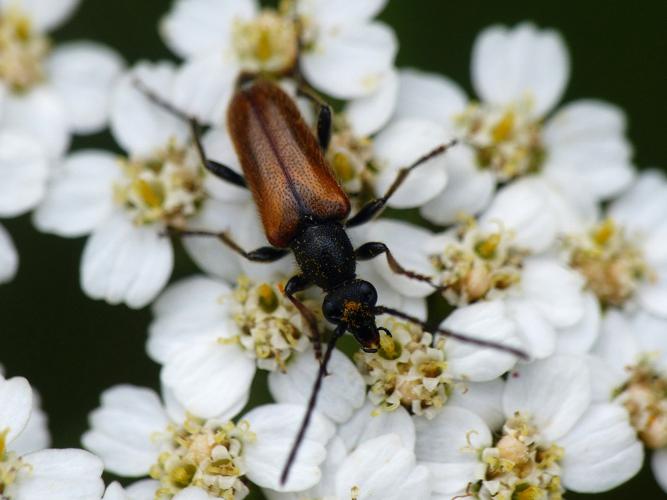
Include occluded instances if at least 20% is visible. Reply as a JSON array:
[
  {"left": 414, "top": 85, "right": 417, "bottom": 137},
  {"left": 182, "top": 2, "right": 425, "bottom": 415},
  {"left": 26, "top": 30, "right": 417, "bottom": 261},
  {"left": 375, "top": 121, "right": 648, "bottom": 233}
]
[
  {"left": 296, "top": 85, "right": 332, "bottom": 152},
  {"left": 284, "top": 274, "right": 323, "bottom": 363},
  {"left": 133, "top": 78, "right": 247, "bottom": 189},
  {"left": 346, "top": 141, "right": 457, "bottom": 228},
  {"left": 355, "top": 241, "right": 442, "bottom": 290}
]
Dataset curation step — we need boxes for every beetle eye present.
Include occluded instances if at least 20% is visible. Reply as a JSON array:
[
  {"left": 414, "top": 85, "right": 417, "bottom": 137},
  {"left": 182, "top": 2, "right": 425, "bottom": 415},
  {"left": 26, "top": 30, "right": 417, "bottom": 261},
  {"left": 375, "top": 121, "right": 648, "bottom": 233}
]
[
  {"left": 358, "top": 281, "right": 378, "bottom": 306},
  {"left": 322, "top": 295, "right": 343, "bottom": 322}
]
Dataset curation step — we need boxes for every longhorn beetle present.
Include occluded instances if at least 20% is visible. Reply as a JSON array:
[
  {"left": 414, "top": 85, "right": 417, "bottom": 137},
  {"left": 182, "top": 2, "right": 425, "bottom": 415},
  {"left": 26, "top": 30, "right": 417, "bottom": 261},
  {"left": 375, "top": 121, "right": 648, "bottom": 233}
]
[{"left": 136, "top": 77, "right": 527, "bottom": 487}]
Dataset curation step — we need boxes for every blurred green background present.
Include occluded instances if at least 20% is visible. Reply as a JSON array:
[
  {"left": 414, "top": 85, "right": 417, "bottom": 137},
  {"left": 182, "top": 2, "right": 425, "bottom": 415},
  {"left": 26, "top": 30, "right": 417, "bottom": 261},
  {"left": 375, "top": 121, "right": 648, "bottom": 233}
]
[{"left": 1, "top": 0, "right": 665, "bottom": 497}]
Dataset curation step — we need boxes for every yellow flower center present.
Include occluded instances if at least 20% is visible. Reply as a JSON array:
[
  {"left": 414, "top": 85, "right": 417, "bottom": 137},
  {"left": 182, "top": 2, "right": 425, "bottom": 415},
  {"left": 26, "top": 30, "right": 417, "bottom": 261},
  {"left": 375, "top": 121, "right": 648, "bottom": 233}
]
[
  {"left": 232, "top": 9, "right": 298, "bottom": 74},
  {"left": 150, "top": 416, "right": 255, "bottom": 500},
  {"left": 456, "top": 99, "right": 546, "bottom": 181},
  {"left": 472, "top": 414, "right": 564, "bottom": 500},
  {"left": 616, "top": 358, "right": 667, "bottom": 449},
  {"left": 429, "top": 220, "right": 526, "bottom": 306},
  {"left": 568, "top": 218, "right": 654, "bottom": 308},
  {"left": 355, "top": 319, "right": 452, "bottom": 418},
  {"left": 0, "top": 9, "right": 49, "bottom": 92},
  {"left": 326, "top": 122, "right": 377, "bottom": 202},
  {"left": 0, "top": 428, "right": 31, "bottom": 498},
  {"left": 113, "top": 141, "right": 205, "bottom": 227},
  {"left": 224, "top": 276, "right": 316, "bottom": 372}
]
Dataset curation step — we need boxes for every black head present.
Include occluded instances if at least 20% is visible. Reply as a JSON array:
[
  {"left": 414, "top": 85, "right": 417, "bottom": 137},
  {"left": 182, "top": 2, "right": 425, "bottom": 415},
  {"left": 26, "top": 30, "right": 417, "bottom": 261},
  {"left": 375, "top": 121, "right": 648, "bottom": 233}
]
[{"left": 322, "top": 279, "right": 382, "bottom": 352}]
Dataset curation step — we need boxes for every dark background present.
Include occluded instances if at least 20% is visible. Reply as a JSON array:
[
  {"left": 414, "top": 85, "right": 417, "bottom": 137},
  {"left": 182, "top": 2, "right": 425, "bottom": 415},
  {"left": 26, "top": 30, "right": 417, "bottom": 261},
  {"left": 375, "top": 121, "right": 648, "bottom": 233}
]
[{"left": 2, "top": 1, "right": 665, "bottom": 497}]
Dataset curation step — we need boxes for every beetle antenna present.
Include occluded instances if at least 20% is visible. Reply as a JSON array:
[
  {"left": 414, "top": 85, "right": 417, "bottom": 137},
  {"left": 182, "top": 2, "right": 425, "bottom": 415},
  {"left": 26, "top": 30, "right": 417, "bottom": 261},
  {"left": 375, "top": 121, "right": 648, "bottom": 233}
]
[
  {"left": 280, "top": 323, "right": 347, "bottom": 486},
  {"left": 374, "top": 305, "right": 529, "bottom": 360}
]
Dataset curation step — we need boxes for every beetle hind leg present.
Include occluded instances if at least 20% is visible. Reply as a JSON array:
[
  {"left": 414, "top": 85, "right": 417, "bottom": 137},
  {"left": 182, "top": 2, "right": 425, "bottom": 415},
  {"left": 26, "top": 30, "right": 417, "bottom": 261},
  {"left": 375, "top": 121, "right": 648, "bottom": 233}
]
[{"left": 133, "top": 78, "right": 247, "bottom": 190}]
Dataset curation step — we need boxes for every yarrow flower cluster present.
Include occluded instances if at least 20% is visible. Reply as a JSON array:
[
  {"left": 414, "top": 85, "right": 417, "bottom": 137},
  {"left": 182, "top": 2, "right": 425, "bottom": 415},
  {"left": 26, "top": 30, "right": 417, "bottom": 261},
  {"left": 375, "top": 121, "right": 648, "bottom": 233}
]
[{"left": 2, "top": 1, "right": 667, "bottom": 499}]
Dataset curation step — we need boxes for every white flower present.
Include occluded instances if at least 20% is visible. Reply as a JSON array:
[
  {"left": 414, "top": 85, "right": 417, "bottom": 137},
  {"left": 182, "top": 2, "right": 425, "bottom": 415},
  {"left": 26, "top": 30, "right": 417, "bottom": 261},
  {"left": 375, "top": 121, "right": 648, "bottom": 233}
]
[
  {"left": 34, "top": 61, "right": 261, "bottom": 308},
  {"left": 0, "top": 374, "right": 104, "bottom": 500},
  {"left": 161, "top": 0, "right": 397, "bottom": 125},
  {"left": 392, "top": 23, "right": 634, "bottom": 227},
  {"left": 149, "top": 273, "right": 367, "bottom": 422},
  {"left": 104, "top": 481, "right": 215, "bottom": 500},
  {"left": 265, "top": 403, "right": 430, "bottom": 500},
  {"left": 83, "top": 385, "right": 335, "bottom": 497},
  {"left": 0, "top": 222, "right": 17, "bottom": 283},
  {"left": 592, "top": 310, "right": 667, "bottom": 492},
  {"left": 370, "top": 216, "right": 590, "bottom": 360},
  {"left": 414, "top": 355, "right": 643, "bottom": 498}
]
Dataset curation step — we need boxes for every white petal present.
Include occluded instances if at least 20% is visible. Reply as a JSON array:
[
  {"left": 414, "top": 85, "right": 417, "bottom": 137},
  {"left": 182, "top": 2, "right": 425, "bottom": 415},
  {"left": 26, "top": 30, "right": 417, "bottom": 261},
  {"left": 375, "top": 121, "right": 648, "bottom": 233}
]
[
  {"left": 9, "top": 398, "right": 50, "bottom": 455},
  {"left": 639, "top": 272, "right": 667, "bottom": 318},
  {"left": 503, "top": 355, "right": 591, "bottom": 441},
  {"left": 0, "top": 131, "right": 49, "bottom": 216},
  {"left": 172, "top": 488, "right": 211, "bottom": 500},
  {"left": 299, "top": 0, "right": 387, "bottom": 28},
  {"left": 102, "top": 482, "right": 130, "bottom": 500},
  {"left": 555, "top": 291, "right": 601, "bottom": 354},
  {"left": 560, "top": 403, "right": 643, "bottom": 493},
  {"left": 520, "top": 257, "right": 585, "bottom": 328},
  {"left": 338, "top": 400, "right": 415, "bottom": 452},
  {"left": 480, "top": 178, "right": 558, "bottom": 253},
  {"left": 47, "top": 42, "right": 125, "bottom": 134},
  {"left": 160, "top": 0, "right": 256, "bottom": 58},
  {"left": 81, "top": 214, "right": 174, "bottom": 308},
  {"left": 18, "top": 449, "right": 104, "bottom": 500},
  {"left": 0, "top": 223, "right": 18, "bottom": 284},
  {"left": 110, "top": 62, "right": 189, "bottom": 156},
  {"left": 0, "top": 376, "right": 33, "bottom": 444},
  {"left": 414, "top": 406, "right": 490, "bottom": 497},
  {"left": 161, "top": 341, "right": 253, "bottom": 419},
  {"left": 448, "top": 379, "right": 506, "bottom": 431},
  {"left": 444, "top": 300, "right": 520, "bottom": 381},
  {"left": 2, "top": 87, "right": 69, "bottom": 159},
  {"left": 82, "top": 385, "right": 168, "bottom": 476},
  {"left": 200, "top": 127, "right": 249, "bottom": 203},
  {"left": 125, "top": 480, "right": 159, "bottom": 500},
  {"left": 652, "top": 450, "right": 667, "bottom": 493},
  {"left": 472, "top": 23, "right": 569, "bottom": 117},
  {"left": 632, "top": 311, "right": 667, "bottom": 372},
  {"left": 33, "top": 150, "right": 118, "bottom": 236},
  {"left": 148, "top": 275, "right": 233, "bottom": 363},
  {"left": 345, "top": 69, "right": 398, "bottom": 137},
  {"left": 372, "top": 118, "right": 450, "bottom": 208},
  {"left": 420, "top": 145, "right": 495, "bottom": 224},
  {"left": 608, "top": 170, "right": 667, "bottom": 233},
  {"left": 172, "top": 54, "right": 238, "bottom": 125},
  {"left": 592, "top": 310, "right": 641, "bottom": 375},
  {"left": 393, "top": 68, "right": 467, "bottom": 125},
  {"left": 1, "top": 0, "right": 80, "bottom": 31},
  {"left": 269, "top": 347, "right": 365, "bottom": 424},
  {"left": 506, "top": 298, "right": 557, "bottom": 360},
  {"left": 335, "top": 434, "right": 430, "bottom": 500},
  {"left": 364, "top": 219, "right": 434, "bottom": 297},
  {"left": 244, "top": 403, "right": 335, "bottom": 491},
  {"left": 302, "top": 22, "right": 397, "bottom": 99}
]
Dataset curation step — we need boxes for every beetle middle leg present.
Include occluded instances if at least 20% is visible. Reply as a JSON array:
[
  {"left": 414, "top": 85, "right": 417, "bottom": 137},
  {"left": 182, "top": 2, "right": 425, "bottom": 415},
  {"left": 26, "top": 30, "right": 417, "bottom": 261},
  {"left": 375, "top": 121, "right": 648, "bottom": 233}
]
[
  {"left": 346, "top": 140, "right": 458, "bottom": 228},
  {"left": 284, "top": 274, "right": 324, "bottom": 362},
  {"left": 133, "top": 78, "right": 247, "bottom": 189},
  {"left": 355, "top": 241, "right": 442, "bottom": 290}
]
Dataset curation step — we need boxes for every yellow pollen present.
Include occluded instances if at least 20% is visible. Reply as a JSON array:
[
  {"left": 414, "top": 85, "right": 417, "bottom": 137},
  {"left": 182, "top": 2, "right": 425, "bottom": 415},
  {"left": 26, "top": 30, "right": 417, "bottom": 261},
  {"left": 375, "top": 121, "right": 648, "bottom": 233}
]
[
  {"left": 492, "top": 110, "right": 515, "bottom": 143},
  {"left": 378, "top": 334, "right": 401, "bottom": 361},
  {"left": 475, "top": 233, "right": 501, "bottom": 259},
  {"left": 257, "top": 283, "right": 279, "bottom": 313},
  {"left": 332, "top": 152, "right": 356, "bottom": 183},
  {"left": 592, "top": 218, "right": 616, "bottom": 246}
]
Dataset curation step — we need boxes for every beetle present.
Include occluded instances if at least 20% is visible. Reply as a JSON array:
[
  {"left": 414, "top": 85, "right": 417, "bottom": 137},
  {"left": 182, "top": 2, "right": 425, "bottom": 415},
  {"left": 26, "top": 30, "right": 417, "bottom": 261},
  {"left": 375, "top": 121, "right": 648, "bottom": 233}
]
[{"left": 136, "top": 77, "right": 526, "bottom": 486}]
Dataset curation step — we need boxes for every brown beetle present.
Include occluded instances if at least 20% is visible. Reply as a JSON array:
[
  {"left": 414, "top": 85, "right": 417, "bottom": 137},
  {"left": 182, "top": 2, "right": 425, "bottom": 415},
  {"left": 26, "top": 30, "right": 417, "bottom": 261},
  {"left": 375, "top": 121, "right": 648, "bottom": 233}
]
[{"left": 137, "top": 77, "right": 526, "bottom": 486}]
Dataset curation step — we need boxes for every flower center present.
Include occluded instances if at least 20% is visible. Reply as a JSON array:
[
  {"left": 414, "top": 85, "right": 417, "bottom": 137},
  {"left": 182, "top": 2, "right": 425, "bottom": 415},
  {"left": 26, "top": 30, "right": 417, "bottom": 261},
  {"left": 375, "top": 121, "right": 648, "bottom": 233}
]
[
  {"left": 150, "top": 416, "right": 255, "bottom": 500},
  {"left": 616, "top": 358, "right": 667, "bottom": 449},
  {"left": 0, "top": 429, "right": 31, "bottom": 499},
  {"left": 0, "top": 9, "right": 49, "bottom": 93},
  {"left": 223, "top": 276, "right": 316, "bottom": 372},
  {"left": 456, "top": 99, "right": 546, "bottom": 182},
  {"left": 232, "top": 9, "right": 298, "bottom": 74},
  {"left": 326, "top": 122, "right": 377, "bottom": 202},
  {"left": 354, "top": 319, "right": 452, "bottom": 418},
  {"left": 429, "top": 221, "right": 526, "bottom": 306},
  {"left": 113, "top": 141, "right": 205, "bottom": 227},
  {"left": 472, "top": 413, "right": 564, "bottom": 500},
  {"left": 568, "top": 219, "right": 654, "bottom": 308}
]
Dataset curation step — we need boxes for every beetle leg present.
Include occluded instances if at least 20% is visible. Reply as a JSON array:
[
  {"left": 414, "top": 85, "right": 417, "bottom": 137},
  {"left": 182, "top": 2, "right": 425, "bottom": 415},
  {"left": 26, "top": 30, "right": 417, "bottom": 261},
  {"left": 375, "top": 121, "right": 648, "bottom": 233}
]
[
  {"left": 284, "top": 274, "right": 323, "bottom": 363},
  {"left": 133, "top": 78, "right": 247, "bottom": 189},
  {"left": 296, "top": 85, "right": 332, "bottom": 152},
  {"left": 165, "top": 228, "right": 289, "bottom": 262},
  {"left": 346, "top": 141, "right": 457, "bottom": 228},
  {"left": 355, "top": 241, "right": 443, "bottom": 291}
]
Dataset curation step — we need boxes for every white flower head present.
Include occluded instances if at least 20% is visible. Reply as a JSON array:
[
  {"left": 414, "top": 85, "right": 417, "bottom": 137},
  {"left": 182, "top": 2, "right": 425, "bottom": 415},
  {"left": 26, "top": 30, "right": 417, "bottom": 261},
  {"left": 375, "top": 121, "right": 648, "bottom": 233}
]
[
  {"left": 0, "top": 223, "right": 18, "bottom": 284},
  {"left": 0, "top": 374, "right": 104, "bottom": 500},
  {"left": 393, "top": 23, "right": 634, "bottom": 227},
  {"left": 414, "top": 356, "right": 643, "bottom": 498},
  {"left": 83, "top": 385, "right": 335, "bottom": 497}
]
